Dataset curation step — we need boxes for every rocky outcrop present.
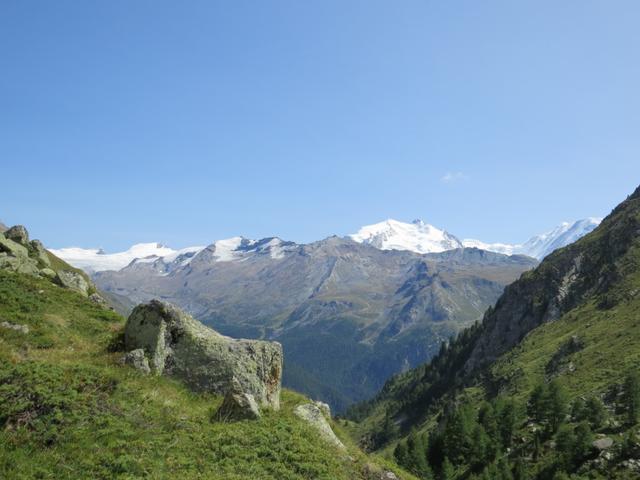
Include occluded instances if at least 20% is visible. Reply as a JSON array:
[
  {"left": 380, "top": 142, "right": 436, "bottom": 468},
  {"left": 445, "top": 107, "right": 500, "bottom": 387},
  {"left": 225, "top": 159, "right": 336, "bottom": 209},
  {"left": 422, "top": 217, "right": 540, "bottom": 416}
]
[
  {"left": 56, "top": 270, "right": 90, "bottom": 296},
  {"left": 4, "top": 225, "right": 29, "bottom": 245},
  {"left": 123, "top": 300, "right": 282, "bottom": 409},
  {"left": 293, "top": 403, "right": 345, "bottom": 450},
  {"left": 215, "top": 378, "right": 262, "bottom": 421},
  {"left": 0, "top": 225, "right": 98, "bottom": 299}
]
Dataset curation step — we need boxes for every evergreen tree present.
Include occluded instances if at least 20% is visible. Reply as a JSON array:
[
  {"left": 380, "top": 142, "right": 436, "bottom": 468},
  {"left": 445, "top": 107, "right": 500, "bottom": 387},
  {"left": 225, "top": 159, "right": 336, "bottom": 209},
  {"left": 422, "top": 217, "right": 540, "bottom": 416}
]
[
  {"left": 545, "top": 380, "right": 569, "bottom": 433},
  {"left": 443, "top": 406, "right": 475, "bottom": 465},
  {"left": 583, "top": 396, "right": 606, "bottom": 430},
  {"left": 394, "top": 440, "right": 409, "bottom": 467},
  {"left": 528, "top": 384, "right": 547, "bottom": 424},
  {"left": 572, "top": 421, "right": 594, "bottom": 465},
  {"left": 554, "top": 424, "right": 575, "bottom": 471},
  {"left": 624, "top": 371, "right": 640, "bottom": 425},
  {"left": 570, "top": 397, "right": 586, "bottom": 422},
  {"left": 441, "top": 457, "right": 455, "bottom": 480},
  {"left": 497, "top": 398, "right": 518, "bottom": 448}
]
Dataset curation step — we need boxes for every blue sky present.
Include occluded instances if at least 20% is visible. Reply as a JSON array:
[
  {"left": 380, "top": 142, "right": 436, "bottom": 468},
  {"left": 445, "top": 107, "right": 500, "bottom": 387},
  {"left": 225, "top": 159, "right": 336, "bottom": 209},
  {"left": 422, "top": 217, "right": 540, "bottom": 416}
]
[{"left": 1, "top": 1, "right": 639, "bottom": 250}]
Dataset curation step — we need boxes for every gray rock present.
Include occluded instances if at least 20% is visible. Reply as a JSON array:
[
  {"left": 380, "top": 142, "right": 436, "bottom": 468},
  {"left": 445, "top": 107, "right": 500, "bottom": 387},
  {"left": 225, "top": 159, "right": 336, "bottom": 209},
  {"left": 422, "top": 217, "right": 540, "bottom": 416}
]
[
  {"left": 314, "top": 400, "right": 331, "bottom": 418},
  {"left": 124, "top": 300, "right": 282, "bottom": 409},
  {"left": 215, "top": 378, "right": 261, "bottom": 421},
  {"left": 0, "top": 321, "right": 29, "bottom": 334},
  {"left": 29, "top": 240, "right": 51, "bottom": 268},
  {"left": 592, "top": 437, "right": 613, "bottom": 451},
  {"left": 39, "top": 268, "right": 57, "bottom": 279},
  {"left": 121, "top": 348, "right": 151, "bottom": 374},
  {"left": 293, "top": 403, "right": 345, "bottom": 450},
  {"left": 56, "top": 270, "right": 90, "bottom": 296},
  {"left": 4, "top": 225, "right": 29, "bottom": 245}
]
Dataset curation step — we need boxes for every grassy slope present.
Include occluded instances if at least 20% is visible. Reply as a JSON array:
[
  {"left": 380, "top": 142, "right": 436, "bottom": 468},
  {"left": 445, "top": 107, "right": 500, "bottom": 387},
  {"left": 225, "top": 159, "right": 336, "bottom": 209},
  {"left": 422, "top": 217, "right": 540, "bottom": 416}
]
[{"left": 0, "top": 270, "right": 415, "bottom": 480}]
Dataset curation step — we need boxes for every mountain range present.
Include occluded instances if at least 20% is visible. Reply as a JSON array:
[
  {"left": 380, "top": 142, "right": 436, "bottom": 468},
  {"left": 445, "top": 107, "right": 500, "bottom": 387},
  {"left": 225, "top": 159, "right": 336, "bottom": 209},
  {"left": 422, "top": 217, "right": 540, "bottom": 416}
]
[
  {"left": 50, "top": 218, "right": 599, "bottom": 274},
  {"left": 45, "top": 218, "right": 598, "bottom": 412},
  {"left": 350, "top": 217, "right": 601, "bottom": 260}
]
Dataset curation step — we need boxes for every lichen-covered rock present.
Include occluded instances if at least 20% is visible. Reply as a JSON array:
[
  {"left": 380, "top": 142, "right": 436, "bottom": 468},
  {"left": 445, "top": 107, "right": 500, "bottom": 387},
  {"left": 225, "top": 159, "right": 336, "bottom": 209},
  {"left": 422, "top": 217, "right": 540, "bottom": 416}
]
[
  {"left": 56, "top": 270, "right": 90, "bottom": 296},
  {"left": 215, "top": 378, "right": 261, "bottom": 421},
  {"left": 363, "top": 464, "right": 399, "bottom": 480},
  {"left": 121, "top": 348, "right": 151, "bottom": 374},
  {"left": 293, "top": 403, "right": 345, "bottom": 450},
  {"left": 0, "top": 233, "right": 40, "bottom": 275},
  {"left": 29, "top": 240, "right": 51, "bottom": 268},
  {"left": 40, "top": 268, "right": 57, "bottom": 279},
  {"left": 124, "top": 300, "right": 282, "bottom": 409},
  {"left": 314, "top": 400, "right": 331, "bottom": 418},
  {"left": 4, "top": 225, "right": 29, "bottom": 245}
]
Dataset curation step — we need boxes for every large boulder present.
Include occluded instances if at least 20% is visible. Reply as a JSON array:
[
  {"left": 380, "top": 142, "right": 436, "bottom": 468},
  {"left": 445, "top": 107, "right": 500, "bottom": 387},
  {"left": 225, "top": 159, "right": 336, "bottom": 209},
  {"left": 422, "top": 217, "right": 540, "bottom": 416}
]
[
  {"left": 123, "top": 300, "right": 282, "bottom": 409},
  {"left": 0, "top": 233, "right": 40, "bottom": 275},
  {"left": 293, "top": 403, "right": 346, "bottom": 450},
  {"left": 4, "top": 225, "right": 29, "bottom": 245}
]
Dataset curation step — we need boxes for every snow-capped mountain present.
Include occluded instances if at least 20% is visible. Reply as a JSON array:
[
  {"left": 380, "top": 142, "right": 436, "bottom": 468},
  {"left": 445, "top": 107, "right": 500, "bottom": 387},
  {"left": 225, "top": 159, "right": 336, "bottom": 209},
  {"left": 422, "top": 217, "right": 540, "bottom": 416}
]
[
  {"left": 53, "top": 217, "right": 601, "bottom": 274},
  {"left": 463, "top": 217, "right": 602, "bottom": 260},
  {"left": 349, "top": 219, "right": 463, "bottom": 254},
  {"left": 350, "top": 217, "right": 602, "bottom": 260},
  {"left": 49, "top": 243, "right": 205, "bottom": 273},
  {"left": 50, "top": 237, "right": 296, "bottom": 273}
]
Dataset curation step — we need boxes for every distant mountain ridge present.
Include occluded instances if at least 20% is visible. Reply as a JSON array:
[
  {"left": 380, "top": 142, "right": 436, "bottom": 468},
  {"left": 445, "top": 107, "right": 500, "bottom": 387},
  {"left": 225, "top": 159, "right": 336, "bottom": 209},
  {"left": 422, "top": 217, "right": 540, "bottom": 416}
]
[
  {"left": 51, "top": 218, "right": 599, "bottom": 273},
  {"left": 352, "top": 218, "right": 601, "bottom": 260}
]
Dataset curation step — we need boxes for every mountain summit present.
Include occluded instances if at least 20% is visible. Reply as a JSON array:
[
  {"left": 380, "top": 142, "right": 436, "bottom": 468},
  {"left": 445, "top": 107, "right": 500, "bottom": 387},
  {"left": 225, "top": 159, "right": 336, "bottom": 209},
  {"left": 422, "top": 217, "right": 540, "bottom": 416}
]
[
  {"left": 349, "top": 219, "right": 463, "bottom": 254},
  {"left": 351, "top": 217, "right": 601, "bottom": 260}
]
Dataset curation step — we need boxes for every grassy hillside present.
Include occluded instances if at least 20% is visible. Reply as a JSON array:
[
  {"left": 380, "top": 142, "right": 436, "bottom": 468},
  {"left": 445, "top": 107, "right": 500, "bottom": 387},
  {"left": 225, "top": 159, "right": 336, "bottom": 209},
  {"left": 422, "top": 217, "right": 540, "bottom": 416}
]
[{"left": 0, "top": 270, "right": 414, "bottom": 480}]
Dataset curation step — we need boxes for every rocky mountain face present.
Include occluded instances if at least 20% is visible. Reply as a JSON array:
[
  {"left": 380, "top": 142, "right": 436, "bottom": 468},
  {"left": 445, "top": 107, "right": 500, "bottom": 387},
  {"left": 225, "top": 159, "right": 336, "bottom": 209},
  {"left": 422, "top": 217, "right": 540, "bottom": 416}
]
[
  {"left": 464, "top": 190, "right": 638, "bottom": 372},
  {"left": 93, "top": 236, "right": 536, "bottom": 411}
]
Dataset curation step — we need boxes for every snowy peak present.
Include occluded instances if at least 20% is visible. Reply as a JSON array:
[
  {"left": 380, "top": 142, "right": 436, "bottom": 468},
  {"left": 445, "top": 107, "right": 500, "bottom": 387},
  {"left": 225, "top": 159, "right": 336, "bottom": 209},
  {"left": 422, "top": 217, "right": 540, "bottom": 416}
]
[
  {"left": 49, "top": 242, "right": 195, "bottom": 273},
  {"left": 207, "top": 236, "right": 295, "bottom": 263},
  {"left": 463, "top": 218, "right": 602, "bottom": 260},
  {"left": 349, "top": 219, "right": 463, "bottom": 254}
]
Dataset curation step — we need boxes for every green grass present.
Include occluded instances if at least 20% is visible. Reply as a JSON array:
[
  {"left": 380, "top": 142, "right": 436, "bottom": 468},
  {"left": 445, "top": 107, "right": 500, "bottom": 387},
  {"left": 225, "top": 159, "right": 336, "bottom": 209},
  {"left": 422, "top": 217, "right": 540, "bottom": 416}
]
[{"left": 0, "top": 270, "right": 415, "bottom": 480}]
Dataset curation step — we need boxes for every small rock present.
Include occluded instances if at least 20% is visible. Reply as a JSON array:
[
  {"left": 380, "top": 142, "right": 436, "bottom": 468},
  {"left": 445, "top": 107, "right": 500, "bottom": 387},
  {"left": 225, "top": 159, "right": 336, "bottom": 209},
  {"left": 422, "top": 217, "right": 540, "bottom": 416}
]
[
  {"left": 363, "top": 463, "right": 399, "bottom": 480},
  {"left": 40, "top": 268, "right": 56, "bottom": 279},
  {"left": 121, "top": 348, "right": 151, "bottom": 374},
  {"left": 294, "top": 403, "right": 345, "bottom": 450},
  {"left": 0, "top": 321, "right": 29, "bottom": 334},
  {"left": 314, "top": 400, "right": 331, "bottom": 418},
  {"left": 592, "top": 437, "right": 613, "bottom": 451},
  {"left": 215, "top": 378, "right": 261, "bottom": 422},
  {"left": 4, "top": 225, "right": 29, "bottom": 245}
]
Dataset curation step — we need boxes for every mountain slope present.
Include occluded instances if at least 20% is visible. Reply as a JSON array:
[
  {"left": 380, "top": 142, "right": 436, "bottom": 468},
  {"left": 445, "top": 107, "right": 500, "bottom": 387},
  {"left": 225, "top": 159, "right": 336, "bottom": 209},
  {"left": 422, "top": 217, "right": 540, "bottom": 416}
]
[
  {"left": 0, "top": 264, "right": 413, "bottom": 479},
  {"left": 349, "top": 186, "right": 640, "bottom": 479},
  {"left": 93, "top": 237, "right": 536, "bottom": 411}
]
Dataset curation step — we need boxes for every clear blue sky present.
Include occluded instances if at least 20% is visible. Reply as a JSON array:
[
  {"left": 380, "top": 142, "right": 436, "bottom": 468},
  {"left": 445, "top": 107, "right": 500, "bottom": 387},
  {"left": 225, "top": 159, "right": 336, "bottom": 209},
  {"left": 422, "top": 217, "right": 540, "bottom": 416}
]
[{"left": 2, "top": 1, "right": 639, "bottom": 250}]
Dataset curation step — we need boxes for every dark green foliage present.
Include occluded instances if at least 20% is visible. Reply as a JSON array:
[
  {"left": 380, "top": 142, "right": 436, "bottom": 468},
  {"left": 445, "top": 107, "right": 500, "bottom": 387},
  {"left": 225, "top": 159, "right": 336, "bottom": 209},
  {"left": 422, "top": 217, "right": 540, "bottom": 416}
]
[
  {"left": 555, "top": 421, "right": 594, "bottom": 472},
  {"left": 623, "top": 371, "right": 640, "bottom": 425},
  {"left": 527, "top": 380, "right": 568, "bottom": 435}
]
